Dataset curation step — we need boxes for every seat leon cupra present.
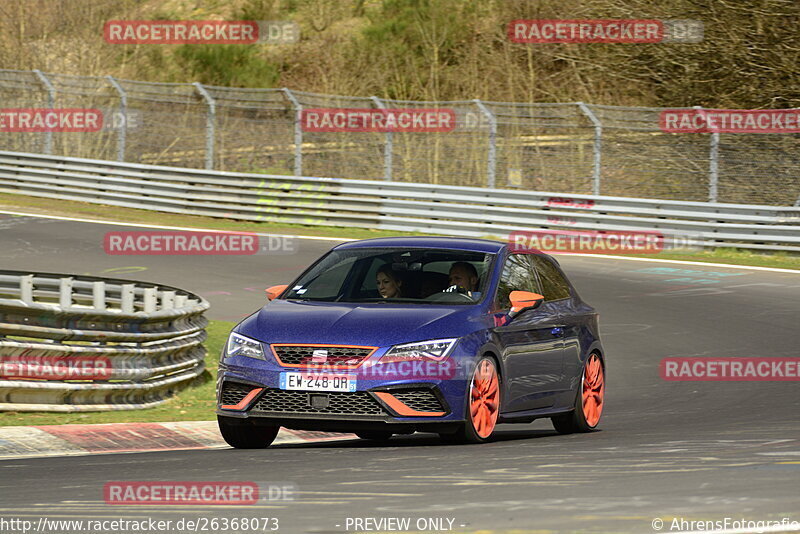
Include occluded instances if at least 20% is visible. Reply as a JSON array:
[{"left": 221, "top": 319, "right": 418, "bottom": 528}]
[{"left": 216, "top": 237, "right": 605, "bottom": 447}]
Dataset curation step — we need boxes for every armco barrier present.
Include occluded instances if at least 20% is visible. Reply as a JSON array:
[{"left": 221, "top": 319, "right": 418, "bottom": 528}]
[
  {"left": 0, "top": 150, "right": 799, "bottom": 252},
  {"left": 0, "top": 270, "right": 209, "bottom": 412}
]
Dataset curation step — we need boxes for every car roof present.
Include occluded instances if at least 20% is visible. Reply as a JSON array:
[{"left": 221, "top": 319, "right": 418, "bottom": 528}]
[{"left": 334, "top": 236, "right": 506, "bottom": 254}]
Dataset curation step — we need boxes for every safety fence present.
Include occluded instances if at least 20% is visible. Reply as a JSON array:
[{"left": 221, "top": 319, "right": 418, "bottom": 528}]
[
  {"left": 0, "top": 269, "right": 209, "bottom": 412},
  {"left": 0, "top": 69, "right": 798, "bottom": 206},
  {"left": 0, "top": 151, "right": 798, "bottom": 252}
]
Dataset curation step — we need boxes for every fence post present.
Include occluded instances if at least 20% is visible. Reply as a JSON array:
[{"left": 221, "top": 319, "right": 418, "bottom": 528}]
[
  {"left": 193, "top": 82, "right": 216, "bottom": 170},
  {"left": 473, "top": 99, "right": 497, "bottom": 188},
  {"left": 282, "top": 88, "right": 303, "bottom": 176},
  {"left": 33, "top": 70, "right": 55, "bottom": 155},
  {"left": 694, "top": 106, "right": 719, "bottom": 202},
  {"left": 371, "top": 96, "right": 393, "bottom": 181},
  {"left": 106, "top": 76, "right": 127, "bottom": 162},
  {"left": 577, "top": 102, "right": 603, "bottom": 196}
]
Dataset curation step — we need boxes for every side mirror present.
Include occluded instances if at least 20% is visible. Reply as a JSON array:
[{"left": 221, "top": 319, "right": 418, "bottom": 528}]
[
  {"left": 508, "top": 291, "right": 544, "bottom": 318},
  {"left": 265, "top": 284, "right": 289, "bottom": 301}
]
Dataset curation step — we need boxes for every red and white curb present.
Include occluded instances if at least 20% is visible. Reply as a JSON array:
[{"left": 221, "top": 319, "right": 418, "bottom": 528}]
[{"left": 0, "top": 421, "right": 356, "bottom": 459}]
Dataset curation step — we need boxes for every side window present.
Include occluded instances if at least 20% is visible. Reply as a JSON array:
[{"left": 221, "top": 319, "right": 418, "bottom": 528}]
[
  {"left": 530, "top": 255, "right": 571, "bottom": 301},
  {"left": 495, "top": 253, "right": 538, "bottom": 310}
]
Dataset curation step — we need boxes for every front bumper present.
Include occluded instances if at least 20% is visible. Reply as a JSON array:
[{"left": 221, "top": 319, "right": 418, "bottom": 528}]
[{"left": 217, "top": 378, "right": 454, "bottom": 423}]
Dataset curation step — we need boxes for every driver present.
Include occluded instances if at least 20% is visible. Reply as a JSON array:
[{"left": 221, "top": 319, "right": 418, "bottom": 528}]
[{"left": 447, "top": 262, "right": 479, "bottom": 293}]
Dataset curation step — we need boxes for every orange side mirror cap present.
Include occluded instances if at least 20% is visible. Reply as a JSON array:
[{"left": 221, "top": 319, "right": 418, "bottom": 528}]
[
  {"left": 265, "top": 284, "right": 289, "bottom": 301},
  {"left": 509, "top": 290, "right": 544, "bottom": 315}
]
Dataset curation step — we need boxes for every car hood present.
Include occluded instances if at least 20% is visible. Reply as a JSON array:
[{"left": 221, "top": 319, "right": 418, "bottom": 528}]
[{"left": 237, "top": 299, "right": 484, "bottom": 347}]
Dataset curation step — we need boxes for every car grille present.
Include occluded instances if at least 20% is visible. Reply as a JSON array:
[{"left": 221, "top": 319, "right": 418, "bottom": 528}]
[
  {"left": 219, "top": 382, "right": 255, "bottom": 406},
  {"left": 252, "top": 388, "right": 386, "bottom": 416},
  {"left": 389, "top": 389, "right": 445, "bottom": 413},
  {"left": 271, "top": 345, "right": 376, "bottom": 368}
]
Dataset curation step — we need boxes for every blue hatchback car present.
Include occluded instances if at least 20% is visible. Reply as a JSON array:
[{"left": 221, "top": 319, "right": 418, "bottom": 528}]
[{"left": 216, "top": 237, "right": 605, "bottom": 447}]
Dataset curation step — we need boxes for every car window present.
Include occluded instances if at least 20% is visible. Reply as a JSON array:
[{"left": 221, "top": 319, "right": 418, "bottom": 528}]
[
  {"left": 284, "top": 248, "right": 494, "bottom": 304},
  {"left": 495, "top": 253, "right": 539, "bottom": 310},
  {"left": 290, "top": 255, "right": 357, "bottom": 300},
  {"left": 530, "top": 255, "right": 571, "bottom": 301}
]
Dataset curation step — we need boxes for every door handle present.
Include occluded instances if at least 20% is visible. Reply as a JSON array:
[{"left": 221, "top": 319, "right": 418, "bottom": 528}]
[{"left": 550, "top": 327, "right": 564, "bottom": 337}]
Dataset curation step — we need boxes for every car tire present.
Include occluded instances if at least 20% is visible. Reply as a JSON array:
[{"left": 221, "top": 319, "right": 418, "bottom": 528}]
[
  {"left": 218, "top": 415, "right": 280, "bottom": 449},
  {"left": 355, "top": 431, "right": 394, "bottom": 442},
  {"left": 439, "top": 356, "right": 501, "bottom": 444},
  {"left": 552, "top": 352, "right": 605, "bottom": 434}
]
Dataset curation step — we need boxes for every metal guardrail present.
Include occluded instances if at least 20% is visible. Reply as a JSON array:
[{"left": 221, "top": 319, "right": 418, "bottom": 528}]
[
  {"left": 1, "top": 69, "right": 799, "bottom": 206},
  {"left": 0, "top": 269, "right": 209, "bottom": 412},
  {"left": 0, "top": 150, "right": 799, "bottom": 252}
]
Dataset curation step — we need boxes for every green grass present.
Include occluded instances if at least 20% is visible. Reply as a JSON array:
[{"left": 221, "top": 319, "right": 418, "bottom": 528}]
[{"left": 0, "top": 320, "right": 235, "bottom": 427}]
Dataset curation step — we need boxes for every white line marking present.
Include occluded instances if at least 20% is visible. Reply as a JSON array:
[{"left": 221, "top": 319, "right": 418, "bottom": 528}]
[
  {"left": 550, "top": 252, "right": 800, "bottom": 274},
  {"left": 0, "top": 209, "right": 352, "bottom": 242}
]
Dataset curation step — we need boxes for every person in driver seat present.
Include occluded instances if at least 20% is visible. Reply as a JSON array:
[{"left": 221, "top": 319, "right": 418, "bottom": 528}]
[
  {"left": 447, "top": 261, "right": 479, "bottom": 294},
  {"left": 376, "top": 264, "right": 403, "bottom": 299}
]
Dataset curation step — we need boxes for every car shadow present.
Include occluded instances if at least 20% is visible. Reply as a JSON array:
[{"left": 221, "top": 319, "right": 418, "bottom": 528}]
[{"left": 266, "top": 426, "right": 566, "bottom": 449}]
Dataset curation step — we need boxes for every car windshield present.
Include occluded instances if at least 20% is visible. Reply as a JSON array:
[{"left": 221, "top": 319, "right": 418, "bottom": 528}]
[{"left": 284, "top": 247, "right": 495, "bottom": 304}]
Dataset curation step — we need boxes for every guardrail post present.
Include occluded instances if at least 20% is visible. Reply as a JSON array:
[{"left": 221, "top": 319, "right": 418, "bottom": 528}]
[
  {"left": 106, "top": 76, "right": 127, "bottom": 162},
  {"left": 371, "top": 96, "right": 393, "bottom": 181},
  {"left": 193, "top": 82, "right": 216, "bottom": 170},
  {"left": 577, "top": 102, "right": 603, "bottom": 195},
  {"left": 33, "top": 70, "right": 55, "bottom": 155},
  {"left": 59, "top": 277, "right": 73, "bottom": 308},
  {"left": 282, "top": 88, "right": 303, "bottom": 176},
  {"left": 20, "top": 275, "right": 33, "bottom": 304},
  {"left": 92, "top": 281, "right": 106, "bottom": 311},
  {"left": 121, "top": 284, "right": 135, "bottom": 313},
  {"left": 162, "top": 290, "right": 176, "bottom": 310},
  {"left": 143, "top": 287, "right": 157, "bottom": 313},
  {"left": 473, "top": 99, "right": 497, "bottom": 188}
]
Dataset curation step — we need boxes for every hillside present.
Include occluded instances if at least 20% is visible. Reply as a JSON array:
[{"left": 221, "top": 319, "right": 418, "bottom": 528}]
[{"left": 1, "top": 0, "right": 798, "bottom": 108}]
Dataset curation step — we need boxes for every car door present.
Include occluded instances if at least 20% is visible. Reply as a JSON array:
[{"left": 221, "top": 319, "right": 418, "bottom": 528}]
[
  {"left": 492, "top": 253, "right": 566, "bottom": 412},
  {"left": 528, "top": 254, "right": 575, "bottom": 395}
]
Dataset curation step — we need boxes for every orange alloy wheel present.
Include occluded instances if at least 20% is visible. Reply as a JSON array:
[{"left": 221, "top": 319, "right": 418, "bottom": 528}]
[
  {"left": 582, "top": 353, "right": 605, "bottom": 427},
  {"left": 469, "top": 359, "right": 500, "bottom": 439}
]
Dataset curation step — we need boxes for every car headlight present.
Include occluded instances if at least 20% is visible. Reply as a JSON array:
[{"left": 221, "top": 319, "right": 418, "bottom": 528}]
[
  {"left": 226, "top": 332, "right": 265, "bottom": 360},
  {"left": 379, "top": 338, "right": 457, "bottom": 364}
]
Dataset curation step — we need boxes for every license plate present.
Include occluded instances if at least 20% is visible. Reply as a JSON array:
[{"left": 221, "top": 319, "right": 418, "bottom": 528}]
[{"left": 279, "top": 372, "right": 356, "bottom": 392}]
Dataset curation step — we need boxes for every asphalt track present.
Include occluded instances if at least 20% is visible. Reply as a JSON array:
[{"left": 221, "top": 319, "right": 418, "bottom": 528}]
[{"left": 1, "top": 211, "right": 799, "bottom": 534}]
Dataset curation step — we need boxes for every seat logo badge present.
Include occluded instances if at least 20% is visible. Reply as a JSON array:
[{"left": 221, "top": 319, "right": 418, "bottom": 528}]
[{"left": 311, "top": 349, "right": 328, "bottom": 363}]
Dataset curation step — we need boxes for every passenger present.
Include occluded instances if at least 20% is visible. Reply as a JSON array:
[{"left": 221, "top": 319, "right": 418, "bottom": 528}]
[
  {"left": 448, "top": 262, "right": 479, "bottom": 293},
  {"left": 376, "top": 264, "right": 403, "bottom": 299}
]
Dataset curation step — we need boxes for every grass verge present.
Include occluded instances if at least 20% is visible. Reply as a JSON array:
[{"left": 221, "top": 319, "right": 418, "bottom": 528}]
[
  {"left": 0, "top": 320, "right": 235, "bottom": 427},
  {"left": 1, "top": 192, "right": 798, "bottom": 270}
]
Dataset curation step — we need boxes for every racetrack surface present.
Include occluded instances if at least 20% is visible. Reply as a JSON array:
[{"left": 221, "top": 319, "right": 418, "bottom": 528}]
[{"left": 1, "top": 212, "right": 799, "bottom": 533}]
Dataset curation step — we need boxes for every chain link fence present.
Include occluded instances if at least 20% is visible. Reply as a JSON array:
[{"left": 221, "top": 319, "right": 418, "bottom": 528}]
[{"left": 0, "top": 69, "right": 797, "bottom": 206}]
